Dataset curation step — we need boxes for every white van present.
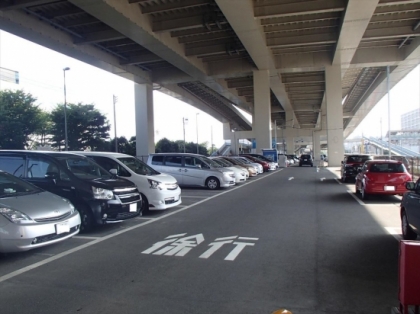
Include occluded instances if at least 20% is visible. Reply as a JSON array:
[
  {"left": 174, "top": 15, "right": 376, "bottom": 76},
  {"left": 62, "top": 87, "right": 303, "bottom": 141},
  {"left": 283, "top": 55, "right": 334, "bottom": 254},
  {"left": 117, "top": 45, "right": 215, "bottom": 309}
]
[
  {"left": 147, "top": 153, "right": 236, "bottom": 189},
  {"left": 73, "top": 152, "right": 181, "bottom": 213}
]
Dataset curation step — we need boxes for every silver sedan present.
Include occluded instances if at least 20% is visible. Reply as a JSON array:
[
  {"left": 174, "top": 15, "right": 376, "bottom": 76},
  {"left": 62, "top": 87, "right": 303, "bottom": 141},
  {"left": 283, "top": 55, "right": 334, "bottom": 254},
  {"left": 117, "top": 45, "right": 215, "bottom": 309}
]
[{"left": 0, "top": 170, "right": 81, "bottom": 253}]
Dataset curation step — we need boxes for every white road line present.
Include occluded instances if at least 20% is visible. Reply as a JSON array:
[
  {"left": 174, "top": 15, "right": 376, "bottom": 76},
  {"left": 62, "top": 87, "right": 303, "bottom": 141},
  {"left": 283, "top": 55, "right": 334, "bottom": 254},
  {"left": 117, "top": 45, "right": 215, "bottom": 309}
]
[
  {"left": 347, "top": 190, "right": 365, "bottom": 206},
  {"left": 320, "top": 177, "right": 325, "bottom": 181},
  {"left": 385, "top": 227, "right": 402, "bottom": 241},
  {"left": 72, "top": 236, "right": 101, "bottom": 240},
  {"left": 33, "top": 253, "right": 55, "bottom": 257},
  {"left": 0, "top": 168, "right": 283, "bottom": 283},
  {"left": 288, "top": 177, "right": 294, "bottom": 180},
  {"left": 238, "top": 237, "right": 259, "bottom": 240},
  {"left": 135, "top": 217, "right": 155, "bottom": 220},
  {"left": 215, "top": 236, "right": 237, "bottom": 241},
  {"left": 181, "top": 196, "right": 208, "bottom": 198},
  {"left": 335, "top": 178, "right": 342, "bottom": 185}
]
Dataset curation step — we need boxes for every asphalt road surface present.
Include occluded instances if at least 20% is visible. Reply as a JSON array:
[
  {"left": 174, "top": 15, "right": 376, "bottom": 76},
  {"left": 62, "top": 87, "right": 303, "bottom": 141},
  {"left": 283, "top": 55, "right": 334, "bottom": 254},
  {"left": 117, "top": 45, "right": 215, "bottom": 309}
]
[{"left": 0, "top": 166, "right": 403, "bottom": 314}]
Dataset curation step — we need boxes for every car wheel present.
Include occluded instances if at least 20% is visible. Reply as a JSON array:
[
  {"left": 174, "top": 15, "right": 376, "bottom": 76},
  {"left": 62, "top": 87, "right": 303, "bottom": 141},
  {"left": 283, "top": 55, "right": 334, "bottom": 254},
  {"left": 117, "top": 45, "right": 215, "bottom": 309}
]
[
  {"left": 77, "top": 204, "right": 93, "bottom": 233},
  {"left": 206, "top": 177, "right": 220, "bottom": 190},
  {"left": 140, "top": 193, "right": 149, "bottom": 215},
  {"left": 361, "top": 185, "right": 369, "bottom": 200},
  {"left": 402, "top": 211, "right": 417, "bottom": 240}
]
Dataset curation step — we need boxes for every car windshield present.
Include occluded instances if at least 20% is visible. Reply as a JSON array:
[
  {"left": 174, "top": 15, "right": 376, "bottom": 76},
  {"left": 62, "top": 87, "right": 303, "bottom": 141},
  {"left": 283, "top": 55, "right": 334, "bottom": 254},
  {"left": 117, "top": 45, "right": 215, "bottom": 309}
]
[
  {"left": 369, "top": 163, "right": 406, "bottom": 173},
  {"left": 240, "top": 157, "right": 254, "bottom": 163},
  {"left": 0, "top": 171, "right": 42, "bottom": 198},
  {"left": 246, "top": 155, "right": 268, "bottom": 162},
  {"left": 347, "top": 156, "right": 371, "bottom": 163},
  {"left": 55, "top": 155, "right": 112, "bottom": 180},
  {"left": 214, "top": 158, "right": 231, "bottom": 167},
  {"left": 233, "top": 158, "right": 247, "bottom": 165},
  {"left": 199, "top": 156, "right": 222, "bottom": 168},
  {"left": 118, "top": 157, "right": 160, "bottom": 176}
]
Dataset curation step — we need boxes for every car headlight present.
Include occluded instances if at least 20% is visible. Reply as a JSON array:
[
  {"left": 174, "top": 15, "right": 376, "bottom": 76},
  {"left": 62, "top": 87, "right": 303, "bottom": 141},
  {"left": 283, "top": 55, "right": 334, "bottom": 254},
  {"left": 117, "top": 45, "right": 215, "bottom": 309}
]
[
  {"left": 62, "top": 198, "right": 75, "bottom": 214},
  {"left": 92, "top": 186, "right": 114, "bottom": 199},
  {"left": 0, "top": 208, "right": 33, "bottom": 224},
  {"left": 148, "top": 179, "right": 164, "bottom": 190},
  {"left": 241, "top": 172, "right": 246, "bottom": 176}
]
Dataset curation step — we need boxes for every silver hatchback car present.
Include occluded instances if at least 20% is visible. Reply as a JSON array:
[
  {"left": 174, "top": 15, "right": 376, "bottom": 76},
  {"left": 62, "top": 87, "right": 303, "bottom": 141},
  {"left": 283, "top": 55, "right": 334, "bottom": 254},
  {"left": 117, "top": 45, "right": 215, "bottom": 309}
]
[{"left": 0, "top": 170, "right": 81, "bottom": 253}]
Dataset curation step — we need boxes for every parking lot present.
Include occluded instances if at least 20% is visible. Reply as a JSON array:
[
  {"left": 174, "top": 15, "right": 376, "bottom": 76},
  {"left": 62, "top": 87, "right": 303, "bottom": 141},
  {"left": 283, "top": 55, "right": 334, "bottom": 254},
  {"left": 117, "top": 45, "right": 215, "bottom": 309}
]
[{"left": 0, "top": 166, "right": 405, "bottom": 314}]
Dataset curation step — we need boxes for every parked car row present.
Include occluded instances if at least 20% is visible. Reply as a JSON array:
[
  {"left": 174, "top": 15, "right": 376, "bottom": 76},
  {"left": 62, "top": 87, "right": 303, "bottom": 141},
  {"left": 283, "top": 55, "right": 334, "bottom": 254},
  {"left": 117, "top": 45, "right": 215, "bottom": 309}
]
[
  {"left": 0, "top": 150, "right": 278, "bottom": 253},
  {"left": 340, "top": 154, "right": 419, "bottom": 240}
]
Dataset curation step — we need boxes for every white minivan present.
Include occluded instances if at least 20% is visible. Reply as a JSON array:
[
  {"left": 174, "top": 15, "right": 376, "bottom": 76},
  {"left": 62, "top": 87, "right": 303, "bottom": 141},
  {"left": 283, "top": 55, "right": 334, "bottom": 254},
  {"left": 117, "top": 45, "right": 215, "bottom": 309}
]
[
  {"left": 74, "top": 152, "right": 181, "bottom": 214},
  {"left": 147, "top": 153, "right": 236, "bottom": 189}
]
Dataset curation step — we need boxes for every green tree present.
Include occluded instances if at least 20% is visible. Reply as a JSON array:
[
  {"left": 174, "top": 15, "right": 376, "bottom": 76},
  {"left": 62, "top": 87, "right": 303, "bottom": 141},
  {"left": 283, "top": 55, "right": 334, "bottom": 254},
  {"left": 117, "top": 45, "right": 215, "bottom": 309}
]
[
  {"left": 50, "top": 103, "right": 110, "bottom": 151},
  {"left": 155, "top": 138, "right": 208, "bottom": 155},
  {"left": 0, "top": 89, "right": 45, "bottom": 149},
  {"left": 30, "top": 111, "right": 53, "bottom": 149},
  {"left": 156, "top": 138, "right": 179, "bottom": 153}
]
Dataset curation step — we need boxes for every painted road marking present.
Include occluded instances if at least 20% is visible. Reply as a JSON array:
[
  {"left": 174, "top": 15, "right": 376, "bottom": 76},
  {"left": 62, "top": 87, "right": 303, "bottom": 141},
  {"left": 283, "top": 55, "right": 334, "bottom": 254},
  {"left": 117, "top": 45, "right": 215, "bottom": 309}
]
[
  {"left": 320, "top": 177, "right": 325, "bottom": 181},
  {"left": 335, "top": 178, "right": 342, "bottom": 185},
  {"left": 347, "top": 190, "right": 365, "bottom": 205},
  {"left": 142, "top": 234, "right": 258, "bottom": 261},
  {"left": 181, "top": 196, "right": 209, "bottom": 198},
  {"left": 346, "top": 191, "right": 400, "bottom": 206},
  {"left": 73, "top": 236, "right": 101, "bottom": 240},
  {"left": 385, "top": 227, "right": 402, "bottom": 241},
  {"left": 0, "top": 169, "right": 283, "bottom": 283},
  {"left": 288, "top": 177, "right": 294, "bottom": 180}
]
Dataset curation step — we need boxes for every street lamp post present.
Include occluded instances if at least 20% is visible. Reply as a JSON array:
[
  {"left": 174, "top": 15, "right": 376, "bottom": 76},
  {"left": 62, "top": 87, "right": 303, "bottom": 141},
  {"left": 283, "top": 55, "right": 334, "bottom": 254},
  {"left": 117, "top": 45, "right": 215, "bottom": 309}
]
[
  {"left": 63, "top": 67, "right": 70, "bottom": 151},
  {"left": 211, "top": 125, "right": 213, "bottom": 155},
  {"left": 232, "top": 128, "right": 237, "bottom": 155},
  {"left": 196, "top": 113, "right": 199, "bottom": 154},
  {"left": 183, "top": 117, "right": 188, "bottom": 153},
  {"left": 113, "top": 95, "right": 118, "bottom": 152}
]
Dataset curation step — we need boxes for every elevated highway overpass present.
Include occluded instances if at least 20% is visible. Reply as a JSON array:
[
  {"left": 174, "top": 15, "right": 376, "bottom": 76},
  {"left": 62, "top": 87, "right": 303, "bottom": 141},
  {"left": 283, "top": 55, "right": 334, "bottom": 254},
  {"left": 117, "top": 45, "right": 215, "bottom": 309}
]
[{"left": 1, "top": 0, "right": 420, "bottom": 165}]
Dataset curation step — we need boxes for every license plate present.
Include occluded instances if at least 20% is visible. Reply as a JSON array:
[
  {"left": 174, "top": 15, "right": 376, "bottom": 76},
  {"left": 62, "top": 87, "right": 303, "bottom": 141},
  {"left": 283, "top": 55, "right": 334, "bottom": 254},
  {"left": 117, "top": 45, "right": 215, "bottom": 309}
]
[
  {"left": 129, "top": 203, "right": 137, "bottom": 212},
  {"left": 56, "top": 221, "right": 70, "bottom": 234},
  {"left": 384, "top": 186, "right": 395, "bottom": 191}
]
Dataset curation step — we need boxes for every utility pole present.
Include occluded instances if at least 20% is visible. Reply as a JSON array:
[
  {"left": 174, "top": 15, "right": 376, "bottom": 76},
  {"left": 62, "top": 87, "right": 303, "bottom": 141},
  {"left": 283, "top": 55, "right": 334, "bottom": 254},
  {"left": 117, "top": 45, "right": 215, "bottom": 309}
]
[
  {"left": 183, "top": 117, "right": 188, "bottom": 153},
  {"left": 211, "top": 125, "right": 213, "bottom": 155},
  {"left": 196, "top": 113, "right": 199, "bottom": 154},
  {"left": 387, "top": 65, "right": 391, "bottom": 158},
  {"left": 113, "top": 95, "right": 118, "bottom": 152}
]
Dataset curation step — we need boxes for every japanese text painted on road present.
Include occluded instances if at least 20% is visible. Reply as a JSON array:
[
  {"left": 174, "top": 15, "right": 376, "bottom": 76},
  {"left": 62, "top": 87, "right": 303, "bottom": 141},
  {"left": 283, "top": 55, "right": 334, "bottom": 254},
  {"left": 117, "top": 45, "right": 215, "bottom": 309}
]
[{"left": 142, "top": 233, "right": 259, "bottom": 261}]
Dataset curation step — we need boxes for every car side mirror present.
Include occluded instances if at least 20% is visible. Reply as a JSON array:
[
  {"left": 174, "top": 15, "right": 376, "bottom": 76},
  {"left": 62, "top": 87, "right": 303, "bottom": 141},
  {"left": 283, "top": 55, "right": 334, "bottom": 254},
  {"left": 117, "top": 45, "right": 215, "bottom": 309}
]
[
  {"left": 196, "top": 164, "right": 202, "bottom": 169},
  {"left": 45, "top": 172, "right": 59, "bottom": 180},
  {"left": 109, "top": 169, "right": 118, "bottom": 177},
  {"left": 405, "top": 181, "right": 416, "bottom": 190}
]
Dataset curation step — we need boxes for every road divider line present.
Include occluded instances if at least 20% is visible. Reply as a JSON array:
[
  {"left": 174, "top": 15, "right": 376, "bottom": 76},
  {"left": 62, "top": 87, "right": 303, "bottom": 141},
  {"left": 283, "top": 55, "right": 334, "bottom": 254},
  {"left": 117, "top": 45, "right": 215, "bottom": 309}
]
[
  {"left": 347, "top": 190, "right": 365, "bottom": 206},
  {"left": 385, "top": 227, "right": 402, "bottom": 241},
  {"left": 181, "top": 196, "right": 208, "bottom": 198},
  {"left": 0, "top": 169, "right": 284, "bottom": 283}
]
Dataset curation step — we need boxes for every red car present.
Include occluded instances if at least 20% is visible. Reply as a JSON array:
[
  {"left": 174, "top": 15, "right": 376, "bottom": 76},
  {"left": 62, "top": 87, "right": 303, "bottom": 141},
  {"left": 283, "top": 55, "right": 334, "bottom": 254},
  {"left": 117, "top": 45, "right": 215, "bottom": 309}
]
[
  {"left": 355, "top": 160, "right": 412, "bottom": 200},
  {"left": 241, "top": 155, "right": 270, "bottom": 172}
]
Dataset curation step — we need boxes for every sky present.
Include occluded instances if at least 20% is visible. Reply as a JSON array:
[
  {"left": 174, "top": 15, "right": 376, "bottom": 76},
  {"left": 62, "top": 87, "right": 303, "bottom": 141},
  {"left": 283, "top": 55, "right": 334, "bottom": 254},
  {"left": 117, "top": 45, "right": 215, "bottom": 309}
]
[
  {"left": 0, "top": 30, "right": 419, "bottom": 147},
  {"left": 0, "top": 31, "right": 225, "bottom": 149}
]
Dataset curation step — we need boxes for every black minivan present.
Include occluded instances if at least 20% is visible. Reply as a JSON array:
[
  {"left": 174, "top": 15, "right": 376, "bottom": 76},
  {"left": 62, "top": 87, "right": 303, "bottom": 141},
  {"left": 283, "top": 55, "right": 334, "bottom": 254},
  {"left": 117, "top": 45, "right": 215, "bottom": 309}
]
[{"left": 0, "top": 151, "right": 142, "bottom": 232}]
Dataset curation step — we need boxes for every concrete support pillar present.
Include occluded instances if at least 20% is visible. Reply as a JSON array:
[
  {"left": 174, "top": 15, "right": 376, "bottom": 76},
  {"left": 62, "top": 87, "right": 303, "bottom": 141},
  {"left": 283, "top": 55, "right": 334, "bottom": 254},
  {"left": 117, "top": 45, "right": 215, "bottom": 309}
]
[
  {"left": 284, "top": 111, "right": 294, "bottom": 154},
  {"left": 286, "top": 137, "right": 295, "bottom": 154},
  {"left": 253, "top": 70, "right": 271, "bottom": 153},
  {"left": 135, "top": 83, "right": 155, "bottom": 157},
  {"left": 325, "top": 65, "right": 344, "bottom": 166},
  {"left": 313, "top": 131, "right": 321, "bottom": 164},
  {"left": 223, "top": 122, "right": 239, "bottom": 154}
]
